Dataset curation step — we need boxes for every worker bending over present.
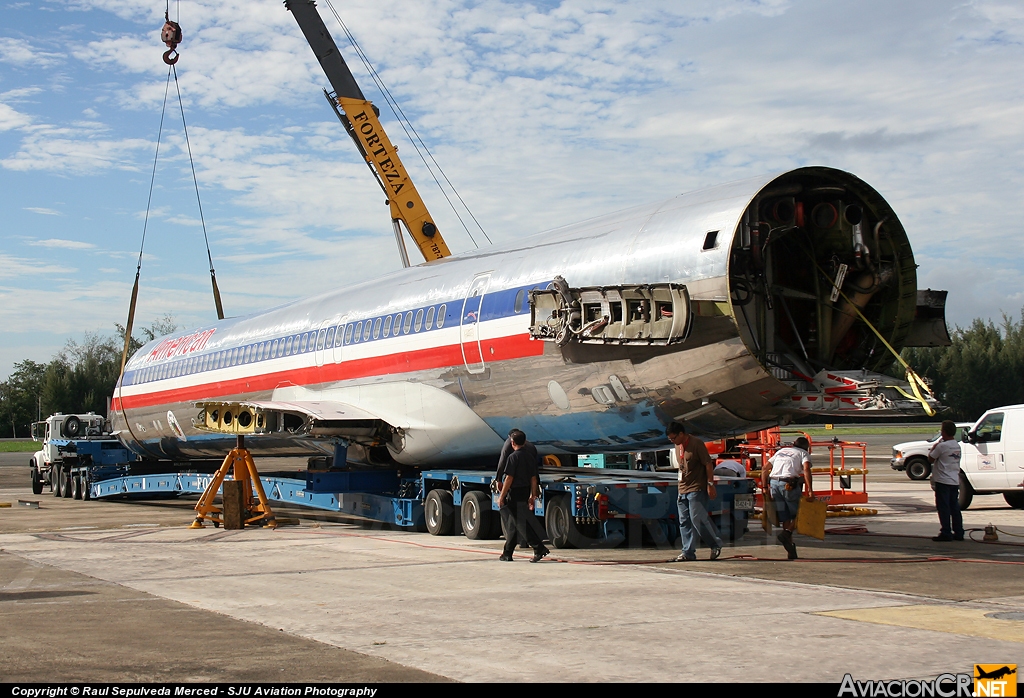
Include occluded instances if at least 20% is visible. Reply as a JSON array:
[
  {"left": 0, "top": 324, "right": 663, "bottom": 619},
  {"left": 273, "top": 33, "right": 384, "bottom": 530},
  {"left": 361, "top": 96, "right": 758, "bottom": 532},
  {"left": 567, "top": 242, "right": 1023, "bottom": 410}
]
[{"left": 763, "top": 437, "right": 815, "bottom": 560}]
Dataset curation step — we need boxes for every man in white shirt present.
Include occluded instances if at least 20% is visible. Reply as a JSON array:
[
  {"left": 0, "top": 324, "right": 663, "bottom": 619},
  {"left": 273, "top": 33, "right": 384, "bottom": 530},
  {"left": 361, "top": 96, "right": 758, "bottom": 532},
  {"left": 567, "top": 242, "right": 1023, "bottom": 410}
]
[
  {"left": 928, "top": 420, "right": 964, "bottom": 542},
  {"left": 763, "top": 437, "right": 814, "bottom": 560}
]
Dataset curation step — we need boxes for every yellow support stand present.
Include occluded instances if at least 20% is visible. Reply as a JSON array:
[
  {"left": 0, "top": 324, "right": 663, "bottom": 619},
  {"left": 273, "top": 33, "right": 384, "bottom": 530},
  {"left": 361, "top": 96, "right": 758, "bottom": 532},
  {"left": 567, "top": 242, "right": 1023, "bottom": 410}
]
[{"left": 190, "top": 435, "right": 277, "bottom": 529}]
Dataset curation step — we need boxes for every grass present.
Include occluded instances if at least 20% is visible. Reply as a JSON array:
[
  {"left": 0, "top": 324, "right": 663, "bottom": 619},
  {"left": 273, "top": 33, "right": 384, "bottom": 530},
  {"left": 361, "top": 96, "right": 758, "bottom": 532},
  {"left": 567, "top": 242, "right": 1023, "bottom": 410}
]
[{"left": 0, "top": 441, "right": 39, "bottom": 452}]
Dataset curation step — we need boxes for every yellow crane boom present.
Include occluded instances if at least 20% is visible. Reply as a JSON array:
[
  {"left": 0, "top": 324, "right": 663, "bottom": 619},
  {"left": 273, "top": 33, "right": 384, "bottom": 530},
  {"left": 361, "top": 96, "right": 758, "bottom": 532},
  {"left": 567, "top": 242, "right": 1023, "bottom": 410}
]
[{"left": 287, "top": 0, "right": 451, "bottom": 264}]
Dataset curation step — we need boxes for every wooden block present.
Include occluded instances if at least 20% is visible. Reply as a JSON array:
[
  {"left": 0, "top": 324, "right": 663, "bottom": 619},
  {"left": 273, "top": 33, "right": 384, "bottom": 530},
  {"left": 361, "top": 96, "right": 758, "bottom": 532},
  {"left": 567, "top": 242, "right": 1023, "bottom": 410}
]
[{"left": 222, "top": 480, "right": 245, "bottom": 530}]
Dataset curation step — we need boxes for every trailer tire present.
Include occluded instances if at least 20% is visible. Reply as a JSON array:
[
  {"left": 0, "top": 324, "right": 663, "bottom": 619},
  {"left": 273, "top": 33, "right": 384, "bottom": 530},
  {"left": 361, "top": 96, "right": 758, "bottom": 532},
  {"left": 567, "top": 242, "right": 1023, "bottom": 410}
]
[
  {"left": 61, "top": 468, "right": 73, "bottom": 498},
  {"left": 31, "top": 463, "right": 43, "bottom": 495},
  {"left": 51, "top": 467, "right": 62, "bottom": 497},
  {"left": 82, "top": 476, "right": 91, "bottom": 501},
  {"left": 1003, "top": 491, "right": 1024, "bottom": 509},
  {"left": 905, "top": 457, "right": 931, "bottom": 481},
  {"left": 545, "top": 495, "right": 578, "bottom": 549},
  {"left": 461, "top": 491, "right": 497, "bottom": 540},
  {"left": 63, "top": 415, "right": 82, "bottom": 439},
  {"left": 424, "top": 489, "right": 456, "bottom": 536},
  {"left": 72, "top": 474, "right": 83, "bottom": 500},
  {"left": 959, "top": 471, "right": 974, "bottom": 510}
]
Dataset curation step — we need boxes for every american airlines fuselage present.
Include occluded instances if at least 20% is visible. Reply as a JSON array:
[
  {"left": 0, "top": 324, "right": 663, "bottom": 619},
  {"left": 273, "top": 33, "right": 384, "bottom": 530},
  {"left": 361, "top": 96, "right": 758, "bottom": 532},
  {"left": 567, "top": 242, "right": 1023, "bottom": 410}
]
[{"left": 112, "top": 167, "right": 937, "bottom": 466}]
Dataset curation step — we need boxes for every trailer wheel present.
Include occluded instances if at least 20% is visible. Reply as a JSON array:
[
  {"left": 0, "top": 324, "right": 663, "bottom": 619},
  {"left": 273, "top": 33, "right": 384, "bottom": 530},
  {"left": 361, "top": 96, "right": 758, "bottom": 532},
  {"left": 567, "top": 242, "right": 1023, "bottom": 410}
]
[
  {"left": 72, "top": 474, "right": 83, "bottom": 500},
  {"left": 82, "top": 477, "right": 91, "bottom": 501},
  {"left": 31, "top": 463, "right": 43, "bottom": 495},
  {"left": 958, "top": 471, "right": 974, "bottom": 510},
  {"left": 545, "top": 496, "right": 578, "bottom": 549},
  {"left": 1003, "top": 491, "right": 1024, "bottom": 509},
  {"left": 905, "top": 457, "right": 931, "bottom": 481},
  {"left": 461, "top": 491, "right": 497, "bottom": 540},
  {"left": 61, "top": 468, "right": 73, "bottom": 498},
  {"left": 51, "top": 467, "right": 62, "bottom": 497},
  {"left": 424, "top": 489, "right": 456, "bottom": 535}
]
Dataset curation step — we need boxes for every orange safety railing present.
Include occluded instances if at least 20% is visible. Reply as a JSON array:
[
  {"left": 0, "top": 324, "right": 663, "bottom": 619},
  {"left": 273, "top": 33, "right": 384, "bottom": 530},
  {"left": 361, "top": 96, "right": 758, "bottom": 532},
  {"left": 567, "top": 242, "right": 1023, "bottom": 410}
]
[{"left": 720, "top": 427, "right": 870, "bottom": 507}]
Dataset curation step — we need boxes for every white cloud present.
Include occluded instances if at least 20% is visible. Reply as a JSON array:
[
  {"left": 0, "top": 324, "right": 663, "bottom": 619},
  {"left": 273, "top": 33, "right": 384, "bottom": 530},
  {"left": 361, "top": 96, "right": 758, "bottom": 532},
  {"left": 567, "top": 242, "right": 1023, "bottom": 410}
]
[
  {"left": 0, "top": 123, "right": 152, "bottom": 173},
  {"left": 24, "top": 207, "right": 63, "bottom": 216},
  {"left": 29, "top": 238, "right": 95, "bottom": 249},
  {"left": 0, "top": 102, "right": 32, "bottom": 131},
  {"left": 0, "top": 253, "right": 75, "bottom": 277},
  {"left": 2, "top": 87, "right": 44, "bottom": 99},
  {"left": 3, "top": 0, "right": 1024, "bottom": 369},
  {"left": 0, "top": 37, "right": 63, "bottom": 67}
]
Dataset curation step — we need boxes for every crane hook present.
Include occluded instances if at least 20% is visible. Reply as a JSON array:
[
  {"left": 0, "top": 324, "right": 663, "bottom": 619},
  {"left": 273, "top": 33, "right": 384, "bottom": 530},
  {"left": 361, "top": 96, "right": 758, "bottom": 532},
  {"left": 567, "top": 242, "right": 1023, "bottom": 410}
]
[{"left": 161, "top": 11, "right": 182, "bottom": 65}]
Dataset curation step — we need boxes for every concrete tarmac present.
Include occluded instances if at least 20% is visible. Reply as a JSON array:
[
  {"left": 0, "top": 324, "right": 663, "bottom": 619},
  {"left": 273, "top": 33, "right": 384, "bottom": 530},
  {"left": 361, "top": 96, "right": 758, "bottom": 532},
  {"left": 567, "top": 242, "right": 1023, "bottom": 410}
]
[{"left": 2, "top": 438, "right": 1023, "bottom": 683}]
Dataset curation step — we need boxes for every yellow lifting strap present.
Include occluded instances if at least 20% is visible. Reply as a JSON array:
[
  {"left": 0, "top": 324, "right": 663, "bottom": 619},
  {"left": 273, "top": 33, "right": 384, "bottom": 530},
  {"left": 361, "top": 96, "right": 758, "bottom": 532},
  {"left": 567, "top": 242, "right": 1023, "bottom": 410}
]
[{"left": 832, "top": 283, "right": 936, "bottom": 417}]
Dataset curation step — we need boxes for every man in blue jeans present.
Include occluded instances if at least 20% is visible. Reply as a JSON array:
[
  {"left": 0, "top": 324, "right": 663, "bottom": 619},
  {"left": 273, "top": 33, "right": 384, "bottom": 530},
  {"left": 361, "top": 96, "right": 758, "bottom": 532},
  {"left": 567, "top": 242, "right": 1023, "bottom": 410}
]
[
  {"left": 667, "top": 421, "right": 722, "bottom": 562},
  {"left": 928, "top": 420, "right": 963, "bottom": 542},
  {"left": 764, "top": 436, "right": 815, "bottom": 560}
]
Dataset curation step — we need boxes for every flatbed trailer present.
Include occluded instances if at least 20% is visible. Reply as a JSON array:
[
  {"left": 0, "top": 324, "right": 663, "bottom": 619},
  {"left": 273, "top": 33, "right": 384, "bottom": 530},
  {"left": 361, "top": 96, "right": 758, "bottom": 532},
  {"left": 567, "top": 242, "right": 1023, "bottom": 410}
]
[{"left": 81, "top": 462, "right": 754, "bottom": 549}]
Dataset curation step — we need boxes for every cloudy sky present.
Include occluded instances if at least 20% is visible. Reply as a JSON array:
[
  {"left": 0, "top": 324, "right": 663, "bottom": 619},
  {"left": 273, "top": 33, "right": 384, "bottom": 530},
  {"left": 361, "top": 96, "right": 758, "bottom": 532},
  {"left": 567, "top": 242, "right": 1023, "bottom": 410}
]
[{"left": 2, "top": 0, "right": 1023, "bottom": 379}]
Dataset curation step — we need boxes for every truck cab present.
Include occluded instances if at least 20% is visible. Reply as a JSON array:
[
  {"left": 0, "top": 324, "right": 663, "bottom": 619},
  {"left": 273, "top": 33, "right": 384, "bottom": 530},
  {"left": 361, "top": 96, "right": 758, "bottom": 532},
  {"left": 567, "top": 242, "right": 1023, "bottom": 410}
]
[
  {"left": 959, "top": 405, "right": 1024, "bottom": 509},
  {"left": 30, "top": 413, "right": 109, "bottom": 496}
]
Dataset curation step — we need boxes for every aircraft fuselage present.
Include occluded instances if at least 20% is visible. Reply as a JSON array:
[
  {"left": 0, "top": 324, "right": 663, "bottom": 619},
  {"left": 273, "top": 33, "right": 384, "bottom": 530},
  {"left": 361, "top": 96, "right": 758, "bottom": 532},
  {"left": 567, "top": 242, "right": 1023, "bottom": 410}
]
[{"left": 112, "top": 167, "right": 933, "bottom": 465}]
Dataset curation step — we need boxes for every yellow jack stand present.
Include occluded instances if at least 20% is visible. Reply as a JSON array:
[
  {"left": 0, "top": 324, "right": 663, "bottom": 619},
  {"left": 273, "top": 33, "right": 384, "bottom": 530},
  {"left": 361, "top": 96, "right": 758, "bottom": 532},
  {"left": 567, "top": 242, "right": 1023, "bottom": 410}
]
[{"left": 190, "top": 435, "right": 277, "bottom": 529}]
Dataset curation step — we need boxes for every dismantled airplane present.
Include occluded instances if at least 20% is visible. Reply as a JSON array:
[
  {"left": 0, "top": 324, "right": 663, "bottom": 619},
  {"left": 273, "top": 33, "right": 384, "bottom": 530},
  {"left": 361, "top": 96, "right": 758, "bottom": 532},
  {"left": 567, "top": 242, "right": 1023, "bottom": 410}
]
[
  {"left": 111, "top": 165, "right": 948, "bottom": 466},
  {"left": 109, "top": 1, "right": 949, "bottom": 468}
]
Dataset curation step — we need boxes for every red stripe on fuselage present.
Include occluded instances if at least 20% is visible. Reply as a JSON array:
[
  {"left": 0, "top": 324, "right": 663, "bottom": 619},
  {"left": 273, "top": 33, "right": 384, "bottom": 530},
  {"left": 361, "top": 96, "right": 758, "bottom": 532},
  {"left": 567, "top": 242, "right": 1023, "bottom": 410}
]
[{"left": 113, "top": 333, "right": 542, "bottom": 411}]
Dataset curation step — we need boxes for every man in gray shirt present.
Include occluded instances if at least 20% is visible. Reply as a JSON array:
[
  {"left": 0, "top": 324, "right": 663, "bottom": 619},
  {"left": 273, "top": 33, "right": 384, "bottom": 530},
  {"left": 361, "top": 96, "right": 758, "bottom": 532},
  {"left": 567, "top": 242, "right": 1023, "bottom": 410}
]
[{"left": 928, "top": 420, "right": 963, "bottom": 542}]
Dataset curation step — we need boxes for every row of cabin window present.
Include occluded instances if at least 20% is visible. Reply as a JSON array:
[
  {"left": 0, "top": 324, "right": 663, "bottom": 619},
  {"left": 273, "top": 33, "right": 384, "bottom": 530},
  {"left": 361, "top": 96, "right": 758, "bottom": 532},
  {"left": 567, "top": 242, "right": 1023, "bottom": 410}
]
[
  {"left": 135, "top": 303, "right": 449, "bottom": 384},
  {"left": 343, "top": 303, "right": 447, "bottom": 345}
]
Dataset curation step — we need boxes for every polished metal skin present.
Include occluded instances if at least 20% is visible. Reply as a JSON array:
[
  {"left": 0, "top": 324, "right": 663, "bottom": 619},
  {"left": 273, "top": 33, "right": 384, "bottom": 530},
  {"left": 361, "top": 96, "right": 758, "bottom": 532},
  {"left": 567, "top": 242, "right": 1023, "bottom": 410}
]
[{"left": 112, "top": 167, "right": 930, "bottom": 465}]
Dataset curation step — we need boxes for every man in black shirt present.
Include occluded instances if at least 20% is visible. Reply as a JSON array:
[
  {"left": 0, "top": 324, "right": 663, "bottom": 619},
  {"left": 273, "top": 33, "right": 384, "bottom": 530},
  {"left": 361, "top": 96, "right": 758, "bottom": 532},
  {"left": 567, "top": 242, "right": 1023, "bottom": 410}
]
[
  {"left": 497, "top": 430, "right": 549, "bottom": 562},
  {"left": 495, "top": 428, "right": 538, "bottom": 485}
]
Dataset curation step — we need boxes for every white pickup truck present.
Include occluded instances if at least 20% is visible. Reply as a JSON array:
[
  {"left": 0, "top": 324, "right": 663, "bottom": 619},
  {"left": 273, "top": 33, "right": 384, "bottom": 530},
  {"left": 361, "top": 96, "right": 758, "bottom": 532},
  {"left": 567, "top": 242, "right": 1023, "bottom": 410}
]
[
  {"left": 958, "top": 405, "right": 1024, "bottom": 510},
  {"left": 891, "top": 423, "right": 970, "bottom": 480}
]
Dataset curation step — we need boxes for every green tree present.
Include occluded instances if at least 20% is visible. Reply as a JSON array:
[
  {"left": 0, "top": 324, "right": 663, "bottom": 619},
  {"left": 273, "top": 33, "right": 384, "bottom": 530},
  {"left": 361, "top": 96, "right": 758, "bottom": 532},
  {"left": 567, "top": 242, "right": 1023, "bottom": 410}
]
[
  {"left": 40, "top": 332, "right": 123, "bottom": 418},
  {"left": 0, "top": 360, "right": 47, "bottom": 438},
  {"left": 901, "top": 310, "right": 1024, "bottom": 421},
  {"left": 1, "top": 316, "right": 179, "bottom": 435}
]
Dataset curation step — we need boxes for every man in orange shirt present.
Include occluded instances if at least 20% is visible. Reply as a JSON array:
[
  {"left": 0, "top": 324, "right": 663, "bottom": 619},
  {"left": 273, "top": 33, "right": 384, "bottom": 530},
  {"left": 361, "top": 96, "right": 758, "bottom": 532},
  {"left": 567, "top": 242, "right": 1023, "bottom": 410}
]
[{"left": 667, "top": 421, "right": 722, "bottom": 562}]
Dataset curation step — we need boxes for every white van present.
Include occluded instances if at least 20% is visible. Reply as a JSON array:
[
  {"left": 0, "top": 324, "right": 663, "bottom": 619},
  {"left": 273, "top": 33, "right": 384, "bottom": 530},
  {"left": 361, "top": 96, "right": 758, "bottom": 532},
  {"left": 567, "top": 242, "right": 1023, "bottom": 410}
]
[{"left": 959, "top": 405, "right": 1024, "bottom": 510}]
